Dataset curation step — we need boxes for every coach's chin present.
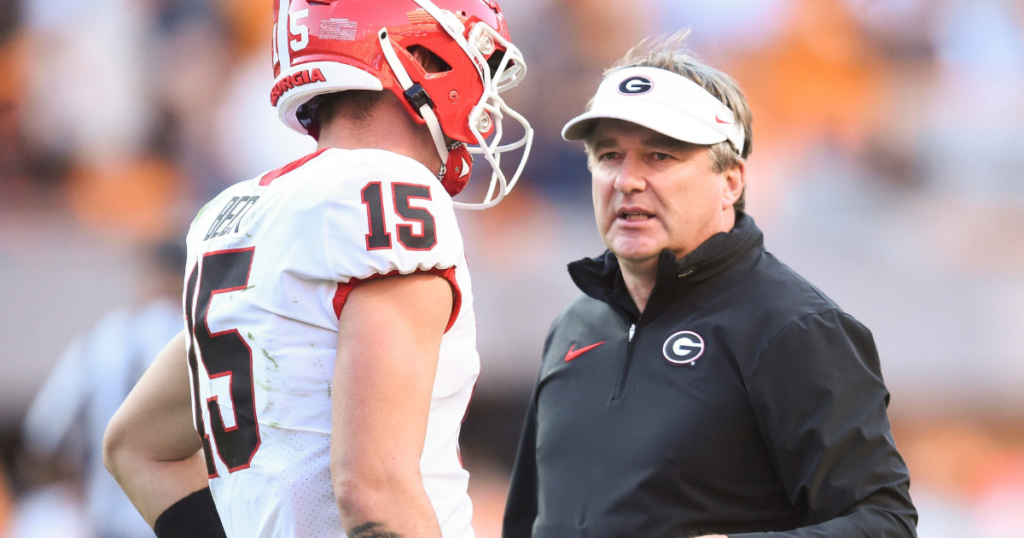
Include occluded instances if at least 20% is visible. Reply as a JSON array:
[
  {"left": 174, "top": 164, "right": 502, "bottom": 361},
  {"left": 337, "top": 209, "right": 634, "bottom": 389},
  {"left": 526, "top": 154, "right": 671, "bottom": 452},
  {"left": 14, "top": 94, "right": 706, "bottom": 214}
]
[{"left": 501, "top": 31, "right": 916, "bottom": 538}]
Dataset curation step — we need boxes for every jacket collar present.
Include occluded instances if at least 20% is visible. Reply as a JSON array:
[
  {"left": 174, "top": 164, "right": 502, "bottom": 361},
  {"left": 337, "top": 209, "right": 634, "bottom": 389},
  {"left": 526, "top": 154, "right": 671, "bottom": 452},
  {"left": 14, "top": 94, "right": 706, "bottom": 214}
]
[{"left": 568, "top": 213, "right": 764, "bottom": 323}]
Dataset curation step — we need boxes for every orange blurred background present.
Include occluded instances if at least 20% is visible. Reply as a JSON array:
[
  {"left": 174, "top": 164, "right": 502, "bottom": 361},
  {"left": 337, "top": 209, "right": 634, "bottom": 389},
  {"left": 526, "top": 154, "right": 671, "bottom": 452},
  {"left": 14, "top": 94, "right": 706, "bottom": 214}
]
[{"left": 2, "top": 0, "right": 1023, "bottom": 536}]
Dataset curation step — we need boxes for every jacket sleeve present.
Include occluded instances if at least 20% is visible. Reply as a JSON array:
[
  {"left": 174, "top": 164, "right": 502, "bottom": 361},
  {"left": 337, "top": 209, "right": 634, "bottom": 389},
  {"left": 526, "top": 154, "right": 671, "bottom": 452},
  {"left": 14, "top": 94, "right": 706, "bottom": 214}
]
[
  {"left": 504, "top": 320, "right": 563, "bottom": 538},
  {"left": 731, "top": 310, "right": 917, "bottom": 538},
  {"left": 502, "top": 391, "right": 539, "bottom": 538}
]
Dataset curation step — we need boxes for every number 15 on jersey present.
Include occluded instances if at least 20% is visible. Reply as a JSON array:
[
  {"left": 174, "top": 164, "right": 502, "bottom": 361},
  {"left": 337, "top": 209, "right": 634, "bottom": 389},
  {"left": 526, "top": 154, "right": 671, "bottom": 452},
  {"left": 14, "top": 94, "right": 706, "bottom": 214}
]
[{"left": 361, "top": 182, "right": 437, "bottom": 251}]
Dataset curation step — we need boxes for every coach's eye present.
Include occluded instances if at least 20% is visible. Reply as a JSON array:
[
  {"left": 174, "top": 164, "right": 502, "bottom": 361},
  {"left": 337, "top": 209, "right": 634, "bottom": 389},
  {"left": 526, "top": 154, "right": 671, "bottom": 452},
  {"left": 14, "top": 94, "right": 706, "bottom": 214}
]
[
  {"left": 652, "top": 152, "right": 672, "bottom": 161},
  {"left": 598, "top": 151, "right": 620, "bottom": 161}
]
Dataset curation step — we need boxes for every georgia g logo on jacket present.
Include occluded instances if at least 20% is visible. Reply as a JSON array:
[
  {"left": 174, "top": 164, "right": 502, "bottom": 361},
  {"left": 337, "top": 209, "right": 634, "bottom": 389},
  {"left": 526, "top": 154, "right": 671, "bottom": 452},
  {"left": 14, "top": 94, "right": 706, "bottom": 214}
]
[{"left": 662, "top": 330, "right": 704, "bottom": 366}]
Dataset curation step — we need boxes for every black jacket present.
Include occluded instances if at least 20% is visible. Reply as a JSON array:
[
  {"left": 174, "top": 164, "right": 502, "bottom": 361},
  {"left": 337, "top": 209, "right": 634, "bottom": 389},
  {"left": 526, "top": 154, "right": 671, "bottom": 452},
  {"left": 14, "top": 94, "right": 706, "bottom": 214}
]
[{"left": 503, "top": 214, "right": 916, "bottom": 538}]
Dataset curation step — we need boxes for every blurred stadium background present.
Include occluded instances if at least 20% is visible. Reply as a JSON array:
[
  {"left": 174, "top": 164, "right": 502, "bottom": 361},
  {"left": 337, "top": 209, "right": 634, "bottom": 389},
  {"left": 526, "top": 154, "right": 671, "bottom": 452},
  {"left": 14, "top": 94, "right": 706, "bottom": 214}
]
[{"left": 2, "top": 0, "right": 1024, "bottom": 536}]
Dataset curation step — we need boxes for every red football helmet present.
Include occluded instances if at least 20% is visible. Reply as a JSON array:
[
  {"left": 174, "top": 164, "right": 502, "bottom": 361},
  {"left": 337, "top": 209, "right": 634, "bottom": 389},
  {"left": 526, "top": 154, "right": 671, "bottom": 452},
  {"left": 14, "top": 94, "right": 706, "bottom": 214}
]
[{"left": 270, "top": 0, "right": 533, "bottom": 208}]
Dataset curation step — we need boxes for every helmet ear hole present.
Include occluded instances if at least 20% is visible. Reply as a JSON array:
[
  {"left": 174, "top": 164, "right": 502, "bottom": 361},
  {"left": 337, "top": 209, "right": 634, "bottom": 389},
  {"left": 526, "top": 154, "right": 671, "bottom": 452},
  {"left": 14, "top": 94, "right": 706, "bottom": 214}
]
[
  {"left": 407, "top": 45, "right": 452, "bottom": 74},
  {"left": 486, "top": 50, "right": 507, "bottom": 78},
  {"left": 296, "top": 98, "right": 323, "bottom": 140}
]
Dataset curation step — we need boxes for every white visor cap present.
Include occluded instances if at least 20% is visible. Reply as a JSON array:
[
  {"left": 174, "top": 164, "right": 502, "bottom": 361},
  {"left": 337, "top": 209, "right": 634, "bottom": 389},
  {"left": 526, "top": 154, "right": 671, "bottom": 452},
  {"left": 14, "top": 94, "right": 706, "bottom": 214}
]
[{"left": 562, "top": 66, "right": 745, "bottom": 155}]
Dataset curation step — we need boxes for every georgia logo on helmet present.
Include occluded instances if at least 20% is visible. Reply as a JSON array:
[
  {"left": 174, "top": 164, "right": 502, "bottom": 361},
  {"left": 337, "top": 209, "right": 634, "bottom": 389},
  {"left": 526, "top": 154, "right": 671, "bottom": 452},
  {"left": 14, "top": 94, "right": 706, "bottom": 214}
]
[{"left": 270, "top": 0, "right": 533, "bottom": 208}]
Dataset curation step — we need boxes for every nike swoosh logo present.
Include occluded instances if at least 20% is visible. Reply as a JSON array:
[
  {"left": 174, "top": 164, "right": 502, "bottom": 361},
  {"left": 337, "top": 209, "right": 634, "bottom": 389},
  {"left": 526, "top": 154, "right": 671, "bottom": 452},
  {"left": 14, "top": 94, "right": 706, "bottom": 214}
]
[
  {"left": 565, "top": 341, "right": 606, "bottom": 362},
  {"left": 715, "top": 114, "right": 731, "bottom": 124}
]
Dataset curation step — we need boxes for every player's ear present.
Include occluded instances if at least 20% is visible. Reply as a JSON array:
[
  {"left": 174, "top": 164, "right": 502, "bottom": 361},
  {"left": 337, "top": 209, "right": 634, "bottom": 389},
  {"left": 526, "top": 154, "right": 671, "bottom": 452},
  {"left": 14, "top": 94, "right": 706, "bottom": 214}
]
[{"left": 408, "top": 45, "right": 451, "bottom": 74}]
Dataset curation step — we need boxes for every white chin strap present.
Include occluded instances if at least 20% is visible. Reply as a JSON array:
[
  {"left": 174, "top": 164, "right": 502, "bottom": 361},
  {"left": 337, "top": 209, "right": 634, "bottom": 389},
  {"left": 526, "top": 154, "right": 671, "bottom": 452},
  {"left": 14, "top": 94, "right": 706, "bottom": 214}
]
[
  {"left": 378, "top": 0, "right": 533, "bottom": 210},
  {"left": 378, "top": 28, "right": 450, "bottom": 167}
]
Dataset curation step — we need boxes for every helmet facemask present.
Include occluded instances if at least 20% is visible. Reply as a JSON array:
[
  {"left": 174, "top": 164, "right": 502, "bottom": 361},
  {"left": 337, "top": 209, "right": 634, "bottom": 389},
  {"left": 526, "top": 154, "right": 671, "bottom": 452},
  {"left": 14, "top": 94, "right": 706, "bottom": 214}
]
[
  {"left": 381, "top": 0, "right": 533, "bottom": 209},
  {"left": 461, "top": 21, "right": 533, "bottom": 209},
  {"left": 270, "top": 0, "right": 532, "bottom": 209}
]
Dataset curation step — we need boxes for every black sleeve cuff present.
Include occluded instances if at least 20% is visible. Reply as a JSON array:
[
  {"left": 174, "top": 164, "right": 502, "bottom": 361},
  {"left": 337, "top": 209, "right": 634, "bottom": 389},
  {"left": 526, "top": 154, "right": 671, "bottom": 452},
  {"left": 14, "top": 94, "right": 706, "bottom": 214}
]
[{"left": 154, "top": 487, "right": 227, "bottom": 538}]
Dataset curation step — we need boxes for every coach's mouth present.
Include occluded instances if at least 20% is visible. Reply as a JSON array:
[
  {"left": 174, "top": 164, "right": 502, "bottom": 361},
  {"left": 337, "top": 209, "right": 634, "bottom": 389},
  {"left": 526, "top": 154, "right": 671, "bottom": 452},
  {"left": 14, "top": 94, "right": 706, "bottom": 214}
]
[{"left": 617, "top": 207, "right": 655, "bottom": 222}]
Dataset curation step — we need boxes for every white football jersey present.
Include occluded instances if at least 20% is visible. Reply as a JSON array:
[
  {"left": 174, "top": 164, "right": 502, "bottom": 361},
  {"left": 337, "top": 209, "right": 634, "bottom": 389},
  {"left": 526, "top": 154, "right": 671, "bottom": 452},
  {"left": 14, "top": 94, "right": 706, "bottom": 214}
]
[{"left": 183, "top": 148, "right": 478, "bottom": 538}]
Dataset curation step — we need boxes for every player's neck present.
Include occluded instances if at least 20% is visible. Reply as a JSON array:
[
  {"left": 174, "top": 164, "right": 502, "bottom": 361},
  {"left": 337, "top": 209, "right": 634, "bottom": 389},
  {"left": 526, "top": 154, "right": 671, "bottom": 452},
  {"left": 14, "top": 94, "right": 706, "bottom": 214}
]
[{"left": 317, "top": 98, "right": 442, "bottom": 175}]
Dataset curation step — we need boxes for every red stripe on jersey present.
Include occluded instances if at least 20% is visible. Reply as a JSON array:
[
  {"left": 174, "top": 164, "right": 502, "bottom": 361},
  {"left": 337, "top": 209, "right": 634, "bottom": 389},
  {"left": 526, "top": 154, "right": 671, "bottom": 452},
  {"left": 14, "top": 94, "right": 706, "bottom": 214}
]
[
  {"left": 333, "top": 267, "right": 462, "bottom": 333},
  {"left": 259, "top": 148, "right": 330, "bottom": 186}
]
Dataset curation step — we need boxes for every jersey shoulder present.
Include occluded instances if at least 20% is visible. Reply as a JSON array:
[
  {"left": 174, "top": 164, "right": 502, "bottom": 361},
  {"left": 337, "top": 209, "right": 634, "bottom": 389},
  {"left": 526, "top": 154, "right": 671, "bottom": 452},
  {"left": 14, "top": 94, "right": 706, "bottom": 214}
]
[
  {"left": 266, "top": 148, "right": 452, "bottom": 218},
  {"left": 300, "top": 148, "right": 446, "bottom": 194},
  {"left": 309, "top": 149, "right": 463, "bottom": 282},
  {"left": 186, "top": 178, "right": 262, "bottom": 247},
  {"left": 184, "top": 149, "right": 463, "bottom": 283}
]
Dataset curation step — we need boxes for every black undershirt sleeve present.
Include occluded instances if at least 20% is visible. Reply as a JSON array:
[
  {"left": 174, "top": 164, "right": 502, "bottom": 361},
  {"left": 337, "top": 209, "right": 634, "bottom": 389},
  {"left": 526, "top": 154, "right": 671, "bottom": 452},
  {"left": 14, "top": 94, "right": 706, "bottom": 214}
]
[
  {"left": 733, "top": 310, "right": 917, "bottom": 538},
  {"left": 154, "top": 487, "right": 227, "bottom": 538}
]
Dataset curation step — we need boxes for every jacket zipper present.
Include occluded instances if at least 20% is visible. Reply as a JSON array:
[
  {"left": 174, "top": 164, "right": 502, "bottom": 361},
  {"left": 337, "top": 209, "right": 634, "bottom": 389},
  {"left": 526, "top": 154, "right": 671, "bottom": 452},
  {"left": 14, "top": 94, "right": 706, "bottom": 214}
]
[{"left": 612, "top": 323, "right": 637, "bottom": 401}]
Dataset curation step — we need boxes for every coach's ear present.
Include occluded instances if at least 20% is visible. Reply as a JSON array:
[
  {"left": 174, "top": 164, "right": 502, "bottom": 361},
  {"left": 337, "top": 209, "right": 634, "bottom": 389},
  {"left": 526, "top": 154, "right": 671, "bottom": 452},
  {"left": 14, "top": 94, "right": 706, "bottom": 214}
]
[{"left": 720, "top": 159, "right": 745, "bottom": 211}]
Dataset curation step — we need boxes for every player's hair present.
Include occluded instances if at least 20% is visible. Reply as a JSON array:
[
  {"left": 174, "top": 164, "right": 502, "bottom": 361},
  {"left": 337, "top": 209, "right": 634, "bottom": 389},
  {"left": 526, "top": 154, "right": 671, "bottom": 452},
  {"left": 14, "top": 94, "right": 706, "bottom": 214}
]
[
  {"left": 302, "top": 47, "right": 450, "bottom": 134},
  {"left": 307, "top": 90, "right": 387, "bottom": 129},
  {"left": 585, "top": 30, "right": 753, "bottom": 214}
]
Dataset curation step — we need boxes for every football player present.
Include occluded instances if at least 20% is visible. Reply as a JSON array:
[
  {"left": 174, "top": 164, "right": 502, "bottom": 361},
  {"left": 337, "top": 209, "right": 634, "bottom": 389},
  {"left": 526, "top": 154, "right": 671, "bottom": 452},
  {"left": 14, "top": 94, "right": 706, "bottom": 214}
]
[{"left": 102, "top": 1, "right": 532, "bottom": 537}]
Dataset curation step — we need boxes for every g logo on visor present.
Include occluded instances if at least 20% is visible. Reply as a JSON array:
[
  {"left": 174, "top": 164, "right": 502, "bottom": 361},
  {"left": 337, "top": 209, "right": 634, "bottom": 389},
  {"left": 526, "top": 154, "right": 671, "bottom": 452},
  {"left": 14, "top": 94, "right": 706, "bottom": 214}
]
[
  {"left": 662, "top": 331, "right": 704, "bottom": 366},
  {"left": 618, "top": 76, "right": 653, "bottom": 95}
]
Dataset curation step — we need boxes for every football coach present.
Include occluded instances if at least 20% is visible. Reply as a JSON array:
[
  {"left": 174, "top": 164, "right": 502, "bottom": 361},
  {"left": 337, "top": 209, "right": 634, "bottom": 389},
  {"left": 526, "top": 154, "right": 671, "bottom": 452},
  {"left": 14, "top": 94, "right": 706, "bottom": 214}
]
[{"left": 502, "top": 35, "right": 917, "bottom": 538}]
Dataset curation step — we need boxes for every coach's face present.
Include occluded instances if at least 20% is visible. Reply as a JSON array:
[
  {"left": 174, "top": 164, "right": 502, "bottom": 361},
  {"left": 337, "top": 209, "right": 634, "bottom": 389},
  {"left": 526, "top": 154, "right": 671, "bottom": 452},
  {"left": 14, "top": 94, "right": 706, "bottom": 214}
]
[{"left": 590, "top": 119, "right": 744, "bottom": 266}]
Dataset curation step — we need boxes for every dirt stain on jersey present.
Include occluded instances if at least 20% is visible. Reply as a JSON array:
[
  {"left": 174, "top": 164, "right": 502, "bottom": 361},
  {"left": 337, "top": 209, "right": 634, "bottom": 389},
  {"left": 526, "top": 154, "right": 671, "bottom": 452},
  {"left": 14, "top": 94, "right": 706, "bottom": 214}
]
[
  {"left": 309, "top": 343, "right": 332, "bottom": 398},
  {"left": 247, "top": 331, "right": 256, "bottom": 341},
  {"left": 261, "top": 348, "right": 280, "bottom": 370},
  {"left": 258, "top": 378, "right": 276, "bottom": 412}
]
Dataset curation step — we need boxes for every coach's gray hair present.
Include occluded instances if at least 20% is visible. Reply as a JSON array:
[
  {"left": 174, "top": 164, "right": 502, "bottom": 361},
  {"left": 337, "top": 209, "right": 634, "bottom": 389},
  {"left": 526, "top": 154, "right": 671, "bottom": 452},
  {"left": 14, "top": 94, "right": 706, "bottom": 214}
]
[{"left": 584, "top": 31, "right": 753, "bottom": 214}]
